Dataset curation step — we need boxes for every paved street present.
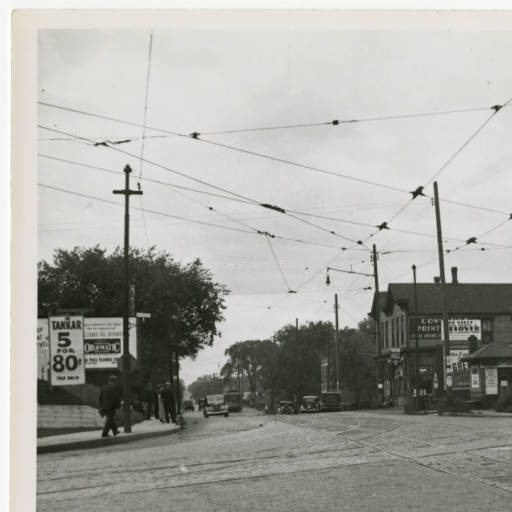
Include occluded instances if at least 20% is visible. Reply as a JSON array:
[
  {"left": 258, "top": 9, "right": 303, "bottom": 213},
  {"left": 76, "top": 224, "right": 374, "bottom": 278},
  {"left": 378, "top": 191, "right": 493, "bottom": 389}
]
[{"left": 37, "top": 409, "right": 512, "bottom": 511}]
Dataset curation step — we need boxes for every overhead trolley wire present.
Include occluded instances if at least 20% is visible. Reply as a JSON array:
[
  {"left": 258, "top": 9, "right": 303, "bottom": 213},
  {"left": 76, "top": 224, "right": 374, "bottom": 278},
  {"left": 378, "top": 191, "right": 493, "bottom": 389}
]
[
  {"left": 38, "top": 183, "right": 258, "bottom": 236},
  {"left": 38, "top": 153, "right": 254, "bottom": 206},
  {"left": 38, "top": 125, "right": 372, "bottom": 246},
  {"left": 446, "top": 215, "right": 512, "bottom": 254},
  {"left": 360, "top": 97, "right": 511, "bottom": 246},
  {"left": 191, "top": 136, "right": 408, "bottom": 195},
  {"left": 138, "top": 32, "right": 155, "bottom": 248},
  {"left": 39, "top": 100, "right": 512, "bottom": 219},
  {"left": 265, "top": 235, "right": 294, "bottom": 292},
  {"left": 37, "top": 177, "right": 364, "bottom": 252}
]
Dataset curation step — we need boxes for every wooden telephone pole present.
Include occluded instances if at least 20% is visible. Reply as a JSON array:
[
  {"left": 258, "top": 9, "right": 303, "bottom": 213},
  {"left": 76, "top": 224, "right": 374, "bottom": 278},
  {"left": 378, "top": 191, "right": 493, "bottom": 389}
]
[
  {"left": 433, "top": 182, "right": 450, "bottom": 392},
  {"left": 113, "top": 165, "right": 143, "bottom": 433}
]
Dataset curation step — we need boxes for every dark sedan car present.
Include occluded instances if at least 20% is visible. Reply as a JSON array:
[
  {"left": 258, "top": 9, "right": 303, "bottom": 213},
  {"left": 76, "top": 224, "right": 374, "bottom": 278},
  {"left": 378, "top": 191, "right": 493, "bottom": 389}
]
[
  {"left": 300, "top": 395, "right": 321, "bottom": 413},
  {"left": 203, "top": 395, "right": 229, "bottom": 418}
]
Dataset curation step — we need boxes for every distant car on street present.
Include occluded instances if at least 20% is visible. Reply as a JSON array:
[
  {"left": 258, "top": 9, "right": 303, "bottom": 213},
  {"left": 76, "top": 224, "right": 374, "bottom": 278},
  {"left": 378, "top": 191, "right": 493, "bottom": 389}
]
[
  {"left": 224, "top": 391, "right": 243, "bottom": 412},
  {"left": 203, "top": 394, "right": 229, "bottom": 418},
  {"left": 300, "top": 395, "right": 321, "bottom": 413},
  {"left": 320, "top": 392, "right": 342, "bottom": 412},
  {"left": 183, "top": 399, "right": 195, "bottom": 411},
  {"left": 277, "top": 400, "right": 295, "bottom": 414}
]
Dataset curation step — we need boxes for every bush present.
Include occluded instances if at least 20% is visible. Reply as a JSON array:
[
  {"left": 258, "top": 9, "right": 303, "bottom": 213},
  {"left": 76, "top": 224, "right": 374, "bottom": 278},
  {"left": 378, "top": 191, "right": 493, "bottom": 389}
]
[
  {"left": 495, "top": 388, "right": 512, "bottom": 412},
  {"left": 437, "top": 391, "right": 472, "bottom": 415}
]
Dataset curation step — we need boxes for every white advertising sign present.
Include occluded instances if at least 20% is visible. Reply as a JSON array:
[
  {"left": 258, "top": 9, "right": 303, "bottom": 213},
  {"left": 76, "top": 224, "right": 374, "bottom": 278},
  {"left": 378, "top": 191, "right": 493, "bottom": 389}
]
[
  {"left": 471, "top": 368, "right": 480, "bottom": 389},
  {"left": 485, "top": 368, "right": 498, "bottom": 395},
  {"left": 84, "top": 317, "right": 137, "bottom": 369},
  {"left": 49, "top": 316, "right": 85, "bottom": 385},
  {"left": 446, "top": 349, "right": 469, "bottom": 372},
  {"left": 441, "top": 318, "right": 481, "bottom": 341},
  {"left": 37, "top": 319, "right": 50, "bottom": 381}
]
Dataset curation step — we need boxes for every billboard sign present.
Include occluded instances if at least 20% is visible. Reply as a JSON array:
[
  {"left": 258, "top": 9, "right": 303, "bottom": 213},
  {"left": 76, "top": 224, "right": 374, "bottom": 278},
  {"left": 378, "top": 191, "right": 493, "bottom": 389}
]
[
  {"left": 444, "top": 318, "right": 481, "bottom": 341},
  {"left": 485, "top": 368, "right": 498, "bottom": 395},
  {"left": 37, "top": 319, "right": 50, "bottom": 381},
  {"left": 409, "top": 317, "right": 481, "bottom": 342},
  {"left": 84, "top": 317, "right": 137, "bottom": 369},
  {"left": 49, "top": 315, "right": 85, "bottom": 386},
  {"left": 447, "top": 349, "right": 470, "bottom": 388}
]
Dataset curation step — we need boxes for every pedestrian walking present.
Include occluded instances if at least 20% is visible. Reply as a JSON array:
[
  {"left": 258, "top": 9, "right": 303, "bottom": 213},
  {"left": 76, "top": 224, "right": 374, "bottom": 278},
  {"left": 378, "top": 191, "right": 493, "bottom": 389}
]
[
  {"left": 157, "top": 384, "right": 165, "bottom": 423},
  {"left": 161, "top": 381, "right": 177, "bottom": 423},
  {"left": 143, "top": 383, "right": 155, "bottom": 420},
  {"left": 99, "top": 375, "right": 121, "bottom": 438}
]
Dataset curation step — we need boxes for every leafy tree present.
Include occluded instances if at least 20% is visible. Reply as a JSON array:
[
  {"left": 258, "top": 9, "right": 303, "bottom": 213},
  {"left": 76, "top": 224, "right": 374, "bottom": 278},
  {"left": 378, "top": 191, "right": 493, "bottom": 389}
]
[
  {"left": 273, "top": 321, "right": 332, "bottom": 399},
  {"left": 224, "top": 340, "right": 265, "bottom": 393},
  {"left": 38, "top": 246, "right": 229, "bottom": 384},
  {"left": 187, "top": 374, "right": 224, "bottom": 402},
  {"left": 339, "top": 318, "right": 376, "bottom": 406}
]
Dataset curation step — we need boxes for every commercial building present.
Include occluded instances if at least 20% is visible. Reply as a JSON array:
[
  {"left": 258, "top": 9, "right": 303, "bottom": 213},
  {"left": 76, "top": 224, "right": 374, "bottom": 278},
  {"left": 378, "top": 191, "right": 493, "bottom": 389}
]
[{"left": 370, "top": 267, "right": 512, "bottom": 406}]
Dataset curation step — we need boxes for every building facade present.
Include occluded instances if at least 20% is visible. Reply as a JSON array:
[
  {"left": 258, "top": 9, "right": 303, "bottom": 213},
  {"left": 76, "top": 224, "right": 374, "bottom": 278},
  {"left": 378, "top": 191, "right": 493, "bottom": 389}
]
[{"left": 370, "top": 267, "right": 512, "bottom": 406}]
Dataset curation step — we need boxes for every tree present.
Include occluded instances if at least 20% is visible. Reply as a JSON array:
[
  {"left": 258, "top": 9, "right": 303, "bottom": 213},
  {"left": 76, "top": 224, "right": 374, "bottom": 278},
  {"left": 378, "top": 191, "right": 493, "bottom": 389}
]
[
  {"left": 273, "top": 321, "right": 332, "bottom": 399},
  {"left": 224, "top": 340, "right": 264, "bottom": 393},
  {"left": 38, "top": 246, "right": 229, "bottom": 384},
  {"left": 187, "top": 374, "right": 224, "bottom": 402},
  {"left": 339, "top": 318, "right": 376, "bottom": 406}
]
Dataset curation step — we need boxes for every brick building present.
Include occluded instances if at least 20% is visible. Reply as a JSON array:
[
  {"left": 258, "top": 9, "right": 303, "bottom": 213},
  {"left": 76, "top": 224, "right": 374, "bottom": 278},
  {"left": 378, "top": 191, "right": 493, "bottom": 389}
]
[{"left": 370, "top": 267, "right": 512, "bottom": 406}]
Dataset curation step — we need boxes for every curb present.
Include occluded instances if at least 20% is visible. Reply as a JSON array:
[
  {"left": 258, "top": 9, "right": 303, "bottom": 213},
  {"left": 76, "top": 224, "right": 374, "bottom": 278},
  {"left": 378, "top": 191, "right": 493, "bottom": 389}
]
[{"left": 37, "top": 426, "right": 180, "bottom": 454}]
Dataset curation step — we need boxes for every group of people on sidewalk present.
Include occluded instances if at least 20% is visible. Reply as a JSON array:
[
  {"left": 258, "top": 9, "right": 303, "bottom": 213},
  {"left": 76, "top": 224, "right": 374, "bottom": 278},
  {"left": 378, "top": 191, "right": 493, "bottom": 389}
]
[
  {"left": 142, "top": 382, "right": 178, "bottom": 424},
  {"left": 99, "top": 376, "right": 179, "bottom": 438}
]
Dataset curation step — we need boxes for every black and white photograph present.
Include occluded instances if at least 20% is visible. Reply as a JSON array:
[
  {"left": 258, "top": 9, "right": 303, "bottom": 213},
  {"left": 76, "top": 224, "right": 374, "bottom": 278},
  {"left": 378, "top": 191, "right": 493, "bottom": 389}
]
[{"left": 9, "top": 7, "right": 512, "bottom": 512}]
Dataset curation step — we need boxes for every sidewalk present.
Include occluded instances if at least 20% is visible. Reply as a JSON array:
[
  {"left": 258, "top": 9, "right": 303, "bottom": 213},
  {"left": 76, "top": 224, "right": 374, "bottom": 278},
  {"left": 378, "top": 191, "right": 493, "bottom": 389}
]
[{"left": 37, "top": 419, "right": 180, "bottom": 454}]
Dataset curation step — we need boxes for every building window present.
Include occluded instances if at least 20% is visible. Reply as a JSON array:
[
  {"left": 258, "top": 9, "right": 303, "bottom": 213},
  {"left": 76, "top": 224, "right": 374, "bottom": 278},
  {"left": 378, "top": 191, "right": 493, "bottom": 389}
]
[
  {"left": 400, "top": 316, "right": 405, "bottom": 346},
  {"left": 482, "top": 319, "right": 493, "bottom": 343}
]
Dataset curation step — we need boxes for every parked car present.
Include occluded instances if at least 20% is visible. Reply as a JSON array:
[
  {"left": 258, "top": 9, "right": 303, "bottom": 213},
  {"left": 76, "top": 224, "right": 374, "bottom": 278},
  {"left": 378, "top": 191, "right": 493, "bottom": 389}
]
[
  {"left": 277, "top": 400, "right": 295, "bottom": 414},
  {"left": 183, "top": 399, "right": 195, "bottom": 411},
  {"left": 320, "top": 392, "right": 342, "bottom": 412},
  {"left": 300, "top": 395, "right": 321, "bottom": 413},
  {"left": 203, "top": 394, "right": 229, "bottom": 418}
]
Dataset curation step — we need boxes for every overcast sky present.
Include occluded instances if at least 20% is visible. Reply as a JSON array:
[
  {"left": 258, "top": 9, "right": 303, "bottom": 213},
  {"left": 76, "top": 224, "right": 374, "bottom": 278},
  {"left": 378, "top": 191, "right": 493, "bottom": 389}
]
[{"left": 37, "top": 18, "right": 512, "bottom": 384}]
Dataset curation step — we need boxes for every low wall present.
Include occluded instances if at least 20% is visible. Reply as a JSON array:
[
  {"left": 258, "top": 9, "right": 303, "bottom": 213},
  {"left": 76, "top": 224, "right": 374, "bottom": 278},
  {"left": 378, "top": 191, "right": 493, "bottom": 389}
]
[{"left": 37, "top": 405, "right": 104, "bottom": 428}]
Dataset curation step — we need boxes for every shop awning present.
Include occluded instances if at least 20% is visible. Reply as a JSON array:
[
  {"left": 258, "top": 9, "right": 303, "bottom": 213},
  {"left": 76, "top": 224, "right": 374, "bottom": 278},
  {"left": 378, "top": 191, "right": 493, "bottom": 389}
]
[{"left": 463, "top": 341, "right": 512, "bottom": 362}]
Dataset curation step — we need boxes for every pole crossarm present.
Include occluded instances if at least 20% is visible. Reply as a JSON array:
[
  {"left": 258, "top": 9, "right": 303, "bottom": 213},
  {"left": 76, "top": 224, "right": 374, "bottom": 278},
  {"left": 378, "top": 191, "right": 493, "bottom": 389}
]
[
  {"left": 327, "top": 266, "right": 375, "bottom": 278},
  {"left": 113, "top": 165, "right": 144, "bottom": 198}
]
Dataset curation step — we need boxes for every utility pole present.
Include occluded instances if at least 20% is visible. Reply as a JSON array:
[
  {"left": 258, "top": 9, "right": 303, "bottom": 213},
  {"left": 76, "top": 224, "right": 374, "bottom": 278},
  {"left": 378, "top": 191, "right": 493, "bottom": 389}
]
[
  {"left": 295, "top": 317, "right": 299, "bottom": 398},
  {"left": 372, "top": 244, "right": 382, "bottom": 403},
  {"left": 334, "top": 293, "right": 340, "bottom": 392},
  {"left": 412, "top": 265, "right": 420, "bottom": 407},
  {"left": 175, "top": 351, "right": 181, "bottom": 414},
  {"left": 113, "top": 164, "right": 142, "bottom": 433},
  {"left": 433, "top": 181, "right": 449, "bottom": 393}
]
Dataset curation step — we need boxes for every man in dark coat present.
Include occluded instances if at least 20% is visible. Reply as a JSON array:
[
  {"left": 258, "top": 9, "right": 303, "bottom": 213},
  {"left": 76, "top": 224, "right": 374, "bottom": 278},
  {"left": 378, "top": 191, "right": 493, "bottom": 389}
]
[
  {"left": 99, "top": 375, "right": 121, "bottom": 437},
  {"left": 161, "top": 382, "right": 176, "bottom": 423},
  {"left": 143, "top": 383, "right": 156, "bottom": 420}
]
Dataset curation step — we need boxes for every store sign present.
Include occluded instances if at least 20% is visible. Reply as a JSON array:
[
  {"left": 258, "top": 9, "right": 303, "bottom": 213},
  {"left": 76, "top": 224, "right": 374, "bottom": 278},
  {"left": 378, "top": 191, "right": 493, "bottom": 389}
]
[
  {"left": 410, "top": 317, "right": 481, "bottom": 341},
  {"left": 409, "top": 317, "right": 441, "bottom": 339},
  {"left": 447, "top": 350, "right": 469, "bottom": 373},
  {"left": 447, "top": 349, "right": 470, "bottom": 388},
  {"left": 49, "top": 316, "right": 85, "bottom": 386},
  {"left": 485, "top": 368, "right": 498, "bottom": 395},
  {"left": 390, "top": 348, "right": 401, "bottom": 360},
  {"left": 37, "top": 319, "right": 50, "bottom": 381},
  {"left": 444, "top": 318, "right": 481, "bottom": 341},
  {"left": 84, "top": 317, "right": 137, "bottom": 369}
]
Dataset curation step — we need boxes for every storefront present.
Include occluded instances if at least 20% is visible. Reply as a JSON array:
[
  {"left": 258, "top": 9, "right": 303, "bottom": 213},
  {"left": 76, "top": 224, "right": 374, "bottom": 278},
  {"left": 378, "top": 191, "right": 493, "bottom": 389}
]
[
  {"left": 370, "top": 270, "right": 512, "bottom": 406},
  {"left": 464, "top": 341, "right": 512, "bottom": 407}
]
